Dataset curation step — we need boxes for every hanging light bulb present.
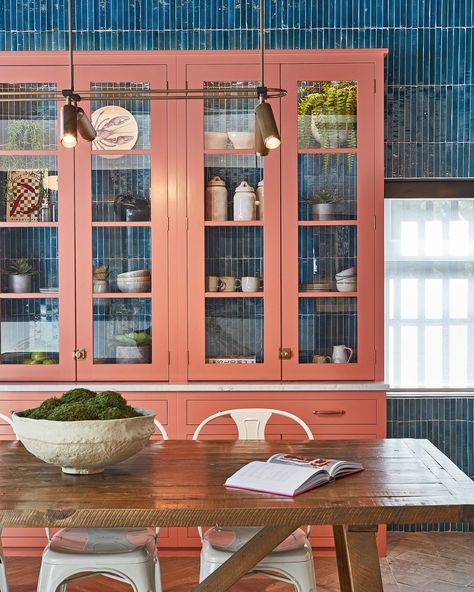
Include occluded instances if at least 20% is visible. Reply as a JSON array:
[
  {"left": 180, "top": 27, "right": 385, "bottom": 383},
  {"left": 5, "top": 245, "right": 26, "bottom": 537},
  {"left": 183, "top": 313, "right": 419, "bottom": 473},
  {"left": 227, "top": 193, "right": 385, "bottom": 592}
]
[
  {"left": 255, "top": 100, "right": 281, "bottom": 150},
  {"left": 76, "top": 107, "right": 97, "bottom": 141},
  {"left": 60, "top": 99, "right": 77, "bottom": 148},
  {"left": 255, "top": 117, "right": 270, "bottom": 156}
]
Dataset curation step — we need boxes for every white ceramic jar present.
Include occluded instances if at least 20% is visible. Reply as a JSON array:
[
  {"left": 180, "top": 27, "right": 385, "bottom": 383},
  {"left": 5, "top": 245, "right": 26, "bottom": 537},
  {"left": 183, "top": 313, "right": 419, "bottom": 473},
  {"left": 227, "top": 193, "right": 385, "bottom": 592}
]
[
  {"left": 205, "top": 176, "right": 228, "bottom": 221},
  {"left": 256, "top": 179, "right": 264, "bottom": 220},
  {"left": 233, "top": 181, "right": 256, "bottom": 221}
]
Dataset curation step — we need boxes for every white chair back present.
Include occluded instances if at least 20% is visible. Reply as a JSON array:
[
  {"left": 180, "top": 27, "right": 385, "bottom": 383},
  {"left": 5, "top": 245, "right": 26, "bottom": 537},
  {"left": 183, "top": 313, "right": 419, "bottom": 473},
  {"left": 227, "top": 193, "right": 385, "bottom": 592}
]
[
  {"left": 153, "top": 418, "right": 168, "bottom": 440},
  {"left": 192, "top": 408, "right": 314, "bottom": 441}
]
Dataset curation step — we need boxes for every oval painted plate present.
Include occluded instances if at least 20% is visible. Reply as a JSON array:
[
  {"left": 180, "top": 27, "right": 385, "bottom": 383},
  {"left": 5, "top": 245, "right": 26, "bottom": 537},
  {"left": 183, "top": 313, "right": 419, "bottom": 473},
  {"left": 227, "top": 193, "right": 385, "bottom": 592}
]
[{"left": 91, "top": 105, "right": 139, "bottom": 153}]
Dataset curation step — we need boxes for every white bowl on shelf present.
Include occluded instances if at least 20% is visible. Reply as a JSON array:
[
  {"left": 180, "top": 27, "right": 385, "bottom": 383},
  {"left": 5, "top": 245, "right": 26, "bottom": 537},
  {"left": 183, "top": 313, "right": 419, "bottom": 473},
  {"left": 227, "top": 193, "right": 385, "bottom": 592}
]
[
  {"left": 117, "top": 270, "right": 151, "bottom": 279},
  {"left": 227, "top": 131, "right": 254, "bottom": 149},
  {"left": 204, "top": 132, "right": 228, "bottom": 149},
  {"left": 117, "top": 277, "right": 151, "bottom": 293},
  {"left": 336, "top": 279, "right": 357, "bottom": 292},
  {"left": 335, "top": 266, "right": 357, "bottom": 279},
  {"left": 11, "top": 408, "right": 156, "bottom": 474}
]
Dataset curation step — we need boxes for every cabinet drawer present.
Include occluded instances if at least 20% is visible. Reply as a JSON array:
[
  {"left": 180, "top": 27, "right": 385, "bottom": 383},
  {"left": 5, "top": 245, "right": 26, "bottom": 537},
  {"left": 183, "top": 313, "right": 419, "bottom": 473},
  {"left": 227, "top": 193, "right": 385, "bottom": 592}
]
[{"left": 186, "top": 398, "right": 377, "bottom": 427}]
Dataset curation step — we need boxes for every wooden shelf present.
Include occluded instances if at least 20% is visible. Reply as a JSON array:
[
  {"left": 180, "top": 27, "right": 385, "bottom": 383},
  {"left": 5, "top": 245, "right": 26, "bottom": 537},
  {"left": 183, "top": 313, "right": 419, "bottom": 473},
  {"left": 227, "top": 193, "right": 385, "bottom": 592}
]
[
  {"left": 204, "top": 221, "right": 263, "bottom": 226},
  {"left": 205, "top": 292, "right": 264, "bottom": 298},
  {"left": 298, "top": 148, "right": 358, "bottom": 154},
  {"left": 298, "top": 220, "right": 358, "bottom": 226},
  {"left": 0, "top": 222, "right": 58, "bottom": 228},
  {"left": 91, "top": 221, "right": 151, "bottom": 227},
  {"left": 93, "top": 292, "right": 152, "bottom": 298},
  {"left": 204, "top": 148, "right": 256, "bottom": 155},
  {"left": 298, "top": 291, "right": 358, "bottom": 298},
  {"left": 0, "top": 292, "right": 59, "bottom": 299}
]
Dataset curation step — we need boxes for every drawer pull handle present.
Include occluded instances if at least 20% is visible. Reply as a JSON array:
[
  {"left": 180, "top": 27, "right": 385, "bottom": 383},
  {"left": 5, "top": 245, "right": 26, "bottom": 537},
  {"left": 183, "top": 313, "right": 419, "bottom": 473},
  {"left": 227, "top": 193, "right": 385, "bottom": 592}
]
[{"left": 313, "top": 410, "right": 346, "bottom": 416}]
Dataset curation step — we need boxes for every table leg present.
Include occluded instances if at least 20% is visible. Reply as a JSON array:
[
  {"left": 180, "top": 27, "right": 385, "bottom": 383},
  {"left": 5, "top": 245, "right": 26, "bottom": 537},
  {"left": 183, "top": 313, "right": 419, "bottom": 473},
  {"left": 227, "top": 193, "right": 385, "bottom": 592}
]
[
  {"left": 333, "top": 525, "right": 383, "bottom": 592},
  {"left": 193, "top": 524, "right": 299, "bottom": 592}
]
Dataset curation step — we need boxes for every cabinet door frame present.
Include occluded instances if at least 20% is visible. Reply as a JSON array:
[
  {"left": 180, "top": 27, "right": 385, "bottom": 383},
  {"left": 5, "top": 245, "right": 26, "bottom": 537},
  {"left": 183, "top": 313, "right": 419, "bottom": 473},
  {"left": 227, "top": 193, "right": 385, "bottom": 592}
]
[
  {"left": 74, "top": 63, "right": 169, "bottom": 381},
  {"left": 281, "top": 62, "right": 378, "bottom": 380},
  {"left": 185, "top": 61, "right": 282, "bottom": 380},
  {"left": 0, "top": 65, "right": 76, "bottom": 381}
]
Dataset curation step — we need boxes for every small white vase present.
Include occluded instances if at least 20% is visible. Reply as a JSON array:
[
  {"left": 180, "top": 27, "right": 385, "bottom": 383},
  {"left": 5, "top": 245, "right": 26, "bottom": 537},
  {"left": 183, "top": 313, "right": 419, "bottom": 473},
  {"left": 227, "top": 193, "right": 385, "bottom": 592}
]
[
  {"left": 233, "top": 181, "right": 256, "bottom": 221},
  {"left": 93, "top": 279, "right": 109, "bottom": 293},
  {"left": 205, "top": 176, "right": 228, "bottom": 221},
  {"left": 312, "top": 203, "right": 336, "bottom": 221}
]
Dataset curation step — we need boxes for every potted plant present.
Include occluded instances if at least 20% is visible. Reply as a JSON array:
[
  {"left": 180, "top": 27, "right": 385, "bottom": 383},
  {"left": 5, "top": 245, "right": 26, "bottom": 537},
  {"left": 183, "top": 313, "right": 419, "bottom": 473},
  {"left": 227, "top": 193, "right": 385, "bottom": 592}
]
[
  {"left": 304, "top": 189, "right": 340, "bottom": 220},
  {"left": 110, "top": 331, "right": 152, "bottom": 364},
  {"left": 93, "top": 264, "right": 110, "bottom": 293},
  {"left": 298, "top": 81, "right": 357, "bottom": 148},
  {"left": 7, "top": 258, "right": 35, "bottom": 293}
]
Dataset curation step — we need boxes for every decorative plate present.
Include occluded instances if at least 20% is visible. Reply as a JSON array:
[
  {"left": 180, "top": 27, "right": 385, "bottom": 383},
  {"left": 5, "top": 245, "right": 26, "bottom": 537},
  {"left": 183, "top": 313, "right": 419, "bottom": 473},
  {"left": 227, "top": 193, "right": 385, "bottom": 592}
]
[{"left": 91, "top": 105, "right": 139, "bottom": 152}]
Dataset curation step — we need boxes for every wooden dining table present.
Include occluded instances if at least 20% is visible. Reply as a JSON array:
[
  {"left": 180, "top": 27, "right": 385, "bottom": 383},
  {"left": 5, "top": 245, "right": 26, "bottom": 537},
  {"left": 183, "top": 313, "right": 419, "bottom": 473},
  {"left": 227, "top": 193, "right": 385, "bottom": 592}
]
[{"left": 0, "top": 438, "right": 473, "bottom": 592}]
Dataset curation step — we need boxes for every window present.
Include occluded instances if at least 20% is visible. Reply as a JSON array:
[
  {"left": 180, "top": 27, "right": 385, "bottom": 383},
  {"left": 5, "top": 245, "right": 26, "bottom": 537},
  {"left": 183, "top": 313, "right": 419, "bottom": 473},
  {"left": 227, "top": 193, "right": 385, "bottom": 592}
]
[{"left": 385, "top": 198, "right": 474, "bottom": 388}]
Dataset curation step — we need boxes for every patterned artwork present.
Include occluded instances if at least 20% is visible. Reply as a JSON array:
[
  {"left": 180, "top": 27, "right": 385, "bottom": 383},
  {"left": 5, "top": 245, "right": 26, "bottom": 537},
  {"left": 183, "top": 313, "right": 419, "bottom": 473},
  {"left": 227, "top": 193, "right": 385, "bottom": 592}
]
[
  {"left": 6, "top": 169, "right": 48, "bottom": 222},
  {"left": 91, "top": 105, "right": 139, "bottom": 152}
]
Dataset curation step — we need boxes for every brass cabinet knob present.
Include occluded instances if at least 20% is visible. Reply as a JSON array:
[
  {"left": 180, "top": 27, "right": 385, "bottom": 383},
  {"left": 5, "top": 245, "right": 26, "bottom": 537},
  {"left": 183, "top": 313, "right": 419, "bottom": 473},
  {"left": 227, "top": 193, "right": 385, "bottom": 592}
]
[
  {"left": 279, "top": 348, "right": 292, "bottom": 360},
  {"left": 72, "top": 348, "right": 86, "bottom": 361}
]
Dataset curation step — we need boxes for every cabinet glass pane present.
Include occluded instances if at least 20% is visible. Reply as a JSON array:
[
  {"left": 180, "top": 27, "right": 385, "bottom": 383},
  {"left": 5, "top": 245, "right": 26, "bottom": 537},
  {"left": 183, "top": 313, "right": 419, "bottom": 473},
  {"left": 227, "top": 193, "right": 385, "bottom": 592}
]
[
  {"left": 93, "top": 297, "right": 151, "bottom": 364},
  {"left": 205, "top": 153, "right": 263, "bottom": 221},
  {"left": 205, "top": 227, "right": 263, "bottom": 289},
  {"left": 205, "top": 297, "right": 263, "bottom": 364},
  {"left": 299, "top": 226, "right": 357, "bottom": 292},
  {"left": 0, "top": 83, "right": 57, "bottom": 150},
  {"left": 298, "top": 81, "right": 357, "bottom": 149},
  {"left": 91, "top": 82, "right": 150, "bottom": 151},
  {"left": 299, "top": 154, "right": 357, "bottom": 221},
  {"left": 0, "top": 227, "right": 58, "bottom": 293},
  {"left": 299, "top": 297, "right": 357, "bottom": 364},
  {"left": 0, "top": 298, "right": 59, "bottom": 364},
  {"left": 92, "top": 227, "right": 151, "bottom": 293},
  {"left": 92, "top": 155, "right": 151, "bottom": 222},
  {"left": 204, "top": 82, "right": 256, "bottom": 149},
  {"left": 0, "top": 155, "right": 58, "bottom": 222}
]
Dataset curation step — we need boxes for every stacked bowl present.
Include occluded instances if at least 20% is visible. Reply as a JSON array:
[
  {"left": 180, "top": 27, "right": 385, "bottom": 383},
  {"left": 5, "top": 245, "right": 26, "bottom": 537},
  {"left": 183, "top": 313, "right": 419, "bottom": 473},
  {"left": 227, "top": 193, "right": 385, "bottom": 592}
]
[
  {"left": 117, "top": 269, "right": 151, "bottom": 293},
  {"left": 335, "top": 267, "right": 357, "bottom": 292}
]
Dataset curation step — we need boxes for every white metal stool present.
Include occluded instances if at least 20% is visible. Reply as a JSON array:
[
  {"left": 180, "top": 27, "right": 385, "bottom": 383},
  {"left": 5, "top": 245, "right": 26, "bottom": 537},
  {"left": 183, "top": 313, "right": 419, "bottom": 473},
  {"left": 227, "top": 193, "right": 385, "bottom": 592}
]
[
  {"left": 193, "top": 408, "right": 317, "bottom": 592},
  {"left": 37, "top": 418, "right": 168, "bottom": 592}
]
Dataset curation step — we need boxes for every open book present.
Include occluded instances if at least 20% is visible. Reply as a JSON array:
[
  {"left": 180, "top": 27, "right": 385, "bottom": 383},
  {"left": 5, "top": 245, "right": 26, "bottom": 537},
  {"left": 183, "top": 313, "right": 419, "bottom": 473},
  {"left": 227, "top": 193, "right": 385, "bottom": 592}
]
[{"left": 225, "top": 453, "right": 364, "bottom": 497}]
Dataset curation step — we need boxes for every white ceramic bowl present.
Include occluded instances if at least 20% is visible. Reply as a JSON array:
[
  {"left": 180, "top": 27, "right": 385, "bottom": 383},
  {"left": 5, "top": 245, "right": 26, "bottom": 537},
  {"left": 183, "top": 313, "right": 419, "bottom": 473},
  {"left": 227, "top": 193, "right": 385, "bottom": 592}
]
[
  {"left": 117, "top": 278, "right": 151, "bottom": 293},
  {"left": 11, "top": 407, "right": 156, "bottom": 474},
  {"left": 227, "top": 131, "right": 254, "bottom": 149},
  {"left": 204, "top": 132, "right": 228, "bottom": 149},
  {"left": 117, "top": 270, "right": 151, "bottom": 279},
  {"left": 336, "top": 281, "right": 357, "bottom": 292},
  {"left": 335, "top": 266, "right": 357, "bottom": 279}
]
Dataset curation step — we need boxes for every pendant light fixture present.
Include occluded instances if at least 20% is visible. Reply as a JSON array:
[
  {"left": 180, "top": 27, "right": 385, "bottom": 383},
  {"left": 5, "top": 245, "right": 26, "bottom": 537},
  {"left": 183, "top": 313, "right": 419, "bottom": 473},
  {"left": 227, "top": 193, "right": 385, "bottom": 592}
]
[{"left": 0, "top": 0, "right": 285, "bottom": 151}]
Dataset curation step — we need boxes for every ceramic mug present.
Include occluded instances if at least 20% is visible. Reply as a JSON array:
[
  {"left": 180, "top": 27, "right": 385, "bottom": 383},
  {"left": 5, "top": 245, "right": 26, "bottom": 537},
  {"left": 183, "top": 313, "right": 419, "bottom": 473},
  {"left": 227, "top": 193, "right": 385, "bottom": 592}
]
[
  {"left": 241, "top": 277, "right": 263, "bottom": 292},
  {"left": 312, "top": 354, "right": 331, "bottom": 364},
  {"left": 219, "top": 276, "right": 241, "bottom": 292},
  {"left": 206, "top": 276, "right": 221, "bottom": 292}
]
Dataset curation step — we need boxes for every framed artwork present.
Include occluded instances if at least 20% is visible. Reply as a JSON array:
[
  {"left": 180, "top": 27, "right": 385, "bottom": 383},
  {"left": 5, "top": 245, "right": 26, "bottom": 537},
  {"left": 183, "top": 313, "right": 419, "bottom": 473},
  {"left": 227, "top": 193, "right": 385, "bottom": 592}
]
[{"left": 6, "top": 169, "right": 48, "bottom": 222}]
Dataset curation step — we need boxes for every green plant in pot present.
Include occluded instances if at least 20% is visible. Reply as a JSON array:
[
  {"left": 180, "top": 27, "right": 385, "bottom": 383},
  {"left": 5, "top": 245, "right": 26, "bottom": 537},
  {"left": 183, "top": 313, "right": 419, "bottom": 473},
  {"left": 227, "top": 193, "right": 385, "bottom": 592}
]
[
  {"left": 110, "top": 331, "right": 152, "bottom": 364},
  {"left": 304, "top": 188, "right": 340, "bottom": 221},
  {"left": 298, "top": 81, "right": 357, "bottom": 149},
  {"left": 93, "top": 264, "right": 110, "bottom": 293},
  {"left": 7, "top": 258, "right": 35, "bottom": 293}
]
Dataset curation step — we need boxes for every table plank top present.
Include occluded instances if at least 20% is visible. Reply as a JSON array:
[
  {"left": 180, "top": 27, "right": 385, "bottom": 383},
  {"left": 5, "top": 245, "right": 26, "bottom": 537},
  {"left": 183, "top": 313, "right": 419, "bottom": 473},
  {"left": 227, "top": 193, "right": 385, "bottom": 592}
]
[{"left": 0, "top": 439, "right": 473, "bottom": 528}]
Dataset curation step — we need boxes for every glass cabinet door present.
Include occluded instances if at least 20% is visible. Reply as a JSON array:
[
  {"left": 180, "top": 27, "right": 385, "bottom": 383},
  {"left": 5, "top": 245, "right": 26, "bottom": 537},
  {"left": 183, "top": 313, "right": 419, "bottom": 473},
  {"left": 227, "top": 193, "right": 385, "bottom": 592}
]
[
  {"left": 74, "top": 65, "right": 169, "bottom": 380},
  {"left": 186, "top": 63, "right": 281, "bottom": 380},
  {"left": 281, "top": 63, "right": 376, "bottom": 380},
  {"left": 0, "top": 66, "right": 76, "bottom": 380}
]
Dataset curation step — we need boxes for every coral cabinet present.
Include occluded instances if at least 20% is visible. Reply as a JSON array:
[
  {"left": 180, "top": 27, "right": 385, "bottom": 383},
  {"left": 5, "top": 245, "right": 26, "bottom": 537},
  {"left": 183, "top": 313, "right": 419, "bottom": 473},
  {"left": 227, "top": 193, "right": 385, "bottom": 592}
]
[{"left": 0, "top": 49, "right": 387, "bottom": 555}]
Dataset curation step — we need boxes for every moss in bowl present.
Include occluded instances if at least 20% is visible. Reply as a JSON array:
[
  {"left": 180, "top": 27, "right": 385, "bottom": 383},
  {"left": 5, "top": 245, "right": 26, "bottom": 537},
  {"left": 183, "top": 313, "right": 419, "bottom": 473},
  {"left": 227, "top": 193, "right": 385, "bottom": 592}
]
[{"left": 13, "top": 389, "right": 156, "bottom": 474}]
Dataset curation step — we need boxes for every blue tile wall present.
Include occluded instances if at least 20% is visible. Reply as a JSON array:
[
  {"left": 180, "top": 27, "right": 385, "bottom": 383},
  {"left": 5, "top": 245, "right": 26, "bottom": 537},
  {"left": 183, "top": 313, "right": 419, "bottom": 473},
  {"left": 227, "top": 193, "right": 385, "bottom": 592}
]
[
  {"left": 387, "top": 397, "right": 474, "bottom": 532},
  {"left": 1, "top": 0, "right": 472, "bottom": 177}
]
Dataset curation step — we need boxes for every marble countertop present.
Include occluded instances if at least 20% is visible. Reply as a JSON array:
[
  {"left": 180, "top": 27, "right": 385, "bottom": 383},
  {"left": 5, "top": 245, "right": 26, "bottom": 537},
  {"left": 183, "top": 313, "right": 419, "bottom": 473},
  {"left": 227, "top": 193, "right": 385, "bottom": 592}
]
[{"left": 0, "top": 382, "right": 388, "bottom": 392}]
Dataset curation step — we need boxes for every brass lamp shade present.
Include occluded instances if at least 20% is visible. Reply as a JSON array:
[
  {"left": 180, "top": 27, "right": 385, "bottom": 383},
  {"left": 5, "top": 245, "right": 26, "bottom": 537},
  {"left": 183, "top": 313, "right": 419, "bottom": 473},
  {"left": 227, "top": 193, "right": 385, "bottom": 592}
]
[
  {"left": 255, "top": 117, "right": 270, "bottom": 156},
  {"left": 255, "top": 101, "right": 281, "bottom": 150},
  {"left": 60, "top": 103, "right": 77, "bottom": 148},
  {"left": 76, "top": 107, "right": 97, "bottom": 141}
]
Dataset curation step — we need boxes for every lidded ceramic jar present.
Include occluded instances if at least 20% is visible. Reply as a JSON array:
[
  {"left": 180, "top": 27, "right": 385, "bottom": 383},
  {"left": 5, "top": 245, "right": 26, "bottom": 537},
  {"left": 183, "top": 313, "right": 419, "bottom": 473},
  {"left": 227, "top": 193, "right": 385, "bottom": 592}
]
[
  {"left": 256, "top": 180, "right": 264, "bottom": 220},
  {"left": 205, "top": 176, "right": 228, "bottom": 221},
  {"left": 233, "top": 181, "right": 256, "bottom": 221}
]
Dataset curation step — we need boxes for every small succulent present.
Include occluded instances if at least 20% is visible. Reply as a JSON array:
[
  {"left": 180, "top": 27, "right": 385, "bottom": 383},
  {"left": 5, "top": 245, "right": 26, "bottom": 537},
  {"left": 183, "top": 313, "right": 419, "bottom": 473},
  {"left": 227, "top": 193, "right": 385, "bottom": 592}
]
[
  {"left": 8, "top": 258, "right": 35, "bottom": 276},
  {"left": 93, "top": 264, "right": 110, "bottom": 281},
  {"left": 304, "top": 188, "right": 340, "bottom": 205}
]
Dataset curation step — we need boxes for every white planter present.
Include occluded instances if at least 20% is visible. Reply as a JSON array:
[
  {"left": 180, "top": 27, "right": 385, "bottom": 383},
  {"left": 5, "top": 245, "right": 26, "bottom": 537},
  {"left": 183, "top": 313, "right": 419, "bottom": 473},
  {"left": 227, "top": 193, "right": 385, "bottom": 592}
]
[
  {"left": 311, "top": 114, "right": 356, "bottom": 148},
  {"left": 115, "top": 344, "right": 151, "bottom": 364},
  {"left": 93, "top": 279, "right": 109, "bottom": 293},
  {"left": 8, "top": 274, "right": 32, "bottom": 293},
  {"left": 312, "top": 203, "right": 336, "bottom": 221},
  {"left": 11, "top": 407, "right": 156, "bottom": 474}
]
